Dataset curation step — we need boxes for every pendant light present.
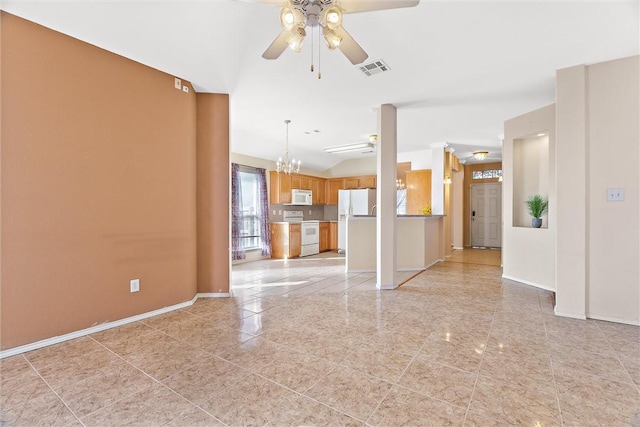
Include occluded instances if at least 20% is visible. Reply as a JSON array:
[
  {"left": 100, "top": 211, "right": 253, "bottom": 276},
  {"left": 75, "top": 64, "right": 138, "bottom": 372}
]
[{"left": 276, "top": 119, "right": 301, "bottom": 174}]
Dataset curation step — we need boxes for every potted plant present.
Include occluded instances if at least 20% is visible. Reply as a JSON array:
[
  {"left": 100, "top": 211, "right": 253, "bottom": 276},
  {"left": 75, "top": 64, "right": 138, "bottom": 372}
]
[{"left": 526, "top": 194, "right": 548, "bottom": 228}]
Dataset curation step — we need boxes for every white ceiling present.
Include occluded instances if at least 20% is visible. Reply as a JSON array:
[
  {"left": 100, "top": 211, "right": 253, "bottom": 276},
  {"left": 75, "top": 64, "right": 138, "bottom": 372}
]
[{"left": 2, "top": 0, "right": 638, "bottom": 170}]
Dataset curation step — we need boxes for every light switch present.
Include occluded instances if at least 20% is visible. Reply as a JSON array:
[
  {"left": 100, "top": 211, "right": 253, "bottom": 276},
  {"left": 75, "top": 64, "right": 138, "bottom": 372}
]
[{"left": 607, "top": 188, "right": 624, "bottom": 202}]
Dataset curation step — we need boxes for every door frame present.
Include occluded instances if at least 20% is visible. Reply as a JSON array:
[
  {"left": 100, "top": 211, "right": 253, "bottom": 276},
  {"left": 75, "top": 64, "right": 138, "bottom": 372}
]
[{"left": 470, "top": 182, "right": 503, "bottom": 248}]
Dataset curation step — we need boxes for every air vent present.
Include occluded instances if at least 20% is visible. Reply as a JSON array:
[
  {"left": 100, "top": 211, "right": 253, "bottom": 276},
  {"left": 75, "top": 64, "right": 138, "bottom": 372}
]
[{"left": 359, "top": 59, "right": 391, "bottom": 77}]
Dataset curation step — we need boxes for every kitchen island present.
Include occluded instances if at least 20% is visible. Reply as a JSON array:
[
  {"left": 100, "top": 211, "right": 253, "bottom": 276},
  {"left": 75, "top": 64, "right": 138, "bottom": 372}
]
[{"left": 345, "top": 215, "right": 444, "bottom": 272}]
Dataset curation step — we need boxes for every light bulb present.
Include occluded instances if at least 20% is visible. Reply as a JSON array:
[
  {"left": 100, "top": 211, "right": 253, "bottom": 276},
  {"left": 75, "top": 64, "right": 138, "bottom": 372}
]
[
  {"left": 323, "top": 29, "right": 342, "bottom": 50},
  {"left": 324, "top": 6, "right": 342, "bottom": 29}
]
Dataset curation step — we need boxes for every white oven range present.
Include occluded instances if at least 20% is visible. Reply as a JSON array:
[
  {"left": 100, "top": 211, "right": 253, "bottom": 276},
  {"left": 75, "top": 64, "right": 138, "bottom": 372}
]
[
  {"left": 300, "top": 220, "right": 319, "bottom": 257},
  {"left": 283, "top": 211, "right": 319, "bottom": 257}
]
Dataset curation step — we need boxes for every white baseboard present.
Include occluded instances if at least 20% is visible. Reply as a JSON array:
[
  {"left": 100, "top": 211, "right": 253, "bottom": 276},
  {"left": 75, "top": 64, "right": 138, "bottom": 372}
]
[
  {"left": 426, "top": 259, "right": 444, "bottom": 269},
  {"left": 554, "top": 308, "right": 587, "bottom": 320},
  {"left": 0, "top": 296, "right": 198, "bottom": 359},
  {"left": 453, "top": 247, "right": 464, "bottom": 250},
  {"left": 502, "top": 275, "right": 556, "bottom": 292},
  {"left": 197, "top": 293, "right": 231, "bottom": 298},
  {"left": 586, "top": 313, "right": 639, "bottom": 326}
]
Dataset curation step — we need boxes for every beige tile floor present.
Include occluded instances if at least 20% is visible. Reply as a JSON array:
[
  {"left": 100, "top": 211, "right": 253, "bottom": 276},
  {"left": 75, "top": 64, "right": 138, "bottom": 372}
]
[{"left": 1, "top": 249, "right": 639, "bottom": 426}]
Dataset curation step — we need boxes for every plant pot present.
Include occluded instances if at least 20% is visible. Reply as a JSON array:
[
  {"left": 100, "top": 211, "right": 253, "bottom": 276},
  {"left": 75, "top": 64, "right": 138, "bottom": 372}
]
[{"left": 532, "top": 218, "right": 542, "bottom": 228}]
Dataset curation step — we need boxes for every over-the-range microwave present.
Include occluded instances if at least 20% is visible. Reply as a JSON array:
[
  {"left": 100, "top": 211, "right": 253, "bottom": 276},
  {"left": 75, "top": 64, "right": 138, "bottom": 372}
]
[{"left": 288, "top": 189, "right": 313, "bottom": 205}]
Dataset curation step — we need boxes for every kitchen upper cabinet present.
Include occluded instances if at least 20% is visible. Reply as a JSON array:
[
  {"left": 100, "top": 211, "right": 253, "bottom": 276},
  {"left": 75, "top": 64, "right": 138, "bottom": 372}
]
[
  {"left": 343, "top": 175, "right": 376, "bottom": 190},
  {"left": 344, "top": 177, "right": 360, "bottom": 189},
  {"left": 271, "top": 172, "right": 375, "bottom": 206},
  {"left": 291, "top": 175, "right": 312, "bottom": 190},
  {"left": 319, "top": 222, "right": 329, "bottom": 252},
  {"left": 406, "top": 169, "right": 432, "bottom": 215},
  {"left": 312, "top": 178, "right": 327, "bottom": 205},
  {"left": 358, "top": 175, "right": 376, "bottom": 189},
  {"left": 328, "top": 221, "right": 338, "bottom": 250},
  {"left": 270, "top": 223, "right": 301, "bottom": 259},
  {"left": 269, "top": 171, "right": 292, "bottom": 204},
  {"left": 327, "top": 178, "right": 344, "bottom": 205},
  {"left": 272, "top": 172, "right": 327, "bottom": 205}
]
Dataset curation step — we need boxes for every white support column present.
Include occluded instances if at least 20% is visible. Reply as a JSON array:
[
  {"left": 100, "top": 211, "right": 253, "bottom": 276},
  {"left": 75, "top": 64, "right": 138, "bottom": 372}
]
[
  {"left": 376, "top": 104, "right": 398, "bottom": 290},
  {"left": 430, "top": 142, "right": 447, "bottom": 215}
]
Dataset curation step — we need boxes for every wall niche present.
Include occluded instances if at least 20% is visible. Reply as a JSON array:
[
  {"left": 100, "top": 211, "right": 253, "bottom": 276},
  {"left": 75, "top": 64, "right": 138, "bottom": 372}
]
[{"left": 512, "top": 133, "right": 550, "bottom": 228}]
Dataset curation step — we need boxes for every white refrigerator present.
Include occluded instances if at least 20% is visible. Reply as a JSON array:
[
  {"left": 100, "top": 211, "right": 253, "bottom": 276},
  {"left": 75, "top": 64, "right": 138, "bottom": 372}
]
[{"left": 338, "top": 188, "right": 377, "bottom": 253}]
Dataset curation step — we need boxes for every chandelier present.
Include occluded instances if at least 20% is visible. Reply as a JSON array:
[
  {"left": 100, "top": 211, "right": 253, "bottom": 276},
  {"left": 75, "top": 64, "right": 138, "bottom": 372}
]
[{"left": 276, "top": 119, "right": 301, "bottom": 174}]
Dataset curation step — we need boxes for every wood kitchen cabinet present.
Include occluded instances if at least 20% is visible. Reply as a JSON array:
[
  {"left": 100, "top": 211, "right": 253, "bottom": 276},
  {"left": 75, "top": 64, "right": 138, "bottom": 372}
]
[
  {"left": 406, "top": 169, "right": 432, "bottom": 215},
  {"left": 328, "top": 221, "right": 338, "bottom": 250},
  {"left": 271, "top": 172, "right": 375, "bottom": 206},
  {"left": 269, "top": 171, "right": 292, "bottom": 204},
  {"left": 271, "top": 172, "right": 328, "bottom": 205},
  {"left": 312, "top": 178, "right": 327, "bottom": 205},
  {"left": 319, "top": 222, "right": 330, "bottom": 252},
  {"left": 344, "top": 175, "right": 376, "bottom": 190},
  {"left": 358, "top": 175, "right": 376, "bottom": 189},
  {"left": 291, "top": 175, "right": 312, "bottom": 191},
  {"left": 270, "top": 223, "right": 301, "bottom": 259},
  {"left": 343, "top": 177, "right": 360, "bottom": 189},
  {"left": 326, "top": 178, "right": 344, "bottom": 205}
]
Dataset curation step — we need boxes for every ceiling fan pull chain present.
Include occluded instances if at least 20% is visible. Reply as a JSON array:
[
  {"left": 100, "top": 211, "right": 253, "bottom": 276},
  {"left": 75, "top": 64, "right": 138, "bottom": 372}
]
[
  {"left": 310, "top": 23, "right": 314, "bottom": 72},
  {"left": 317, "top": 25, "right": 322, "bottom": 79}
]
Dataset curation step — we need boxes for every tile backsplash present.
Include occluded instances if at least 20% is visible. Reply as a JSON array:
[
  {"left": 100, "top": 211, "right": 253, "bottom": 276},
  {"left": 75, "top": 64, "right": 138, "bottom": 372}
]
[{"left": 269, "top": 204, "right": 338, "bottom": 222}]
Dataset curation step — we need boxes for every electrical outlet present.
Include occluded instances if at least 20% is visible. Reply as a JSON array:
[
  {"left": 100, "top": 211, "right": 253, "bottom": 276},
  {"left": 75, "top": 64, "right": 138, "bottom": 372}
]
[
  {"left": 174, "top": 77, "right": 182, "bottom": 90},
  {"left": 130, "top": 279, "right": 140, "bottom": 293},
  {"left": 607, "top": 188, "right": 624, "bottom": 202}
]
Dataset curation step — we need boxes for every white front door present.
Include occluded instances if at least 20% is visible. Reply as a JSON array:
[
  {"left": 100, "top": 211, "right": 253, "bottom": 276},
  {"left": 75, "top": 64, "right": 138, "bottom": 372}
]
[{"left": 470, "top": 183, "right": 502, "bottom": 248}]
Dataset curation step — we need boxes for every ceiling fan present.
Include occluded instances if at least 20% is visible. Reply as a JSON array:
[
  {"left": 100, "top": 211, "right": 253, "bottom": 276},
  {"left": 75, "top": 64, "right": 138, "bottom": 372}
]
[{"left": 253, "top": 0, "right": 419, "bottom": 67}]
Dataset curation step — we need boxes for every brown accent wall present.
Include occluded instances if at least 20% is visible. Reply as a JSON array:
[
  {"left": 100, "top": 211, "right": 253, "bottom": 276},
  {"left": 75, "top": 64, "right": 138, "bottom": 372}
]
[
  {"left": 1, "top": 13, "right": 198, "bottom": 349},
  {"left": 196, "top": 94, "right": 230, "bottom": 294},
  {"left": 463, "top": 162, "right": 502, "bottom": 247}
]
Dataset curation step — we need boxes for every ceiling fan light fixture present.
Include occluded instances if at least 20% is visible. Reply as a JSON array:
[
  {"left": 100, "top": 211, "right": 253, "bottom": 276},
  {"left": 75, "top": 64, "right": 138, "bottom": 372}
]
[
  {"left": 324, "top": 6, "right": 343, "bottom": 29},
  {"left": 322, "top": 28, "right": 342, "bottom": 50},
  {"left": 286, "top": 31, "right": 305, "bottom": 52},
  {"left": 280, "top": 7, "right": 303, "bottom": 31},
  {"left": 472, "top": 151, "right": 489, "bottom": 161}
]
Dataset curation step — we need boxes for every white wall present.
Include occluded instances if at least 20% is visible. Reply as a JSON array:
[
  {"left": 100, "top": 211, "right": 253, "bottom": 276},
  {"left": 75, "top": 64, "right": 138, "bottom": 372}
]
[
  {"left": 452, "top": 170, "right": 464, "bottom": 249},
  {"left": 430, "top": 145, "right": 446, "bottom": 215},
  {"left": 397, "top": 149, "right": 433, "bottom": 170},
  {"left": 586, "top": 56, "right": 639, "bottom": 325},
  {"left": 327, "top": 156, "right": 376, "bottom": 177},
  {"left": 555, "top": 65, "right": 588, "bottom": 319},
  {"left": 503, "top": 104, "right": 557, "bottom": 290}
]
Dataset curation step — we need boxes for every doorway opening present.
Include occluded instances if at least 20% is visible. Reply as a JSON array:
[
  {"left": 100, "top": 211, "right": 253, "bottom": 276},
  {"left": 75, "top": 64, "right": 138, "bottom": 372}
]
[{"left": 470, "top": 182, "right": 502, "bottom": 248}]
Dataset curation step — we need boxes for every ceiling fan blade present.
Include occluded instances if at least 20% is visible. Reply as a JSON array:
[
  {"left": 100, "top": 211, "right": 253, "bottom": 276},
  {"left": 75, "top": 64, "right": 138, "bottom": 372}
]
[
  {"left": 262, "top": 31, "right": 291, "bottom": 60},
  {"left": 233, "top": 0, "right": 287, "bottom": 6},
  {"left": 334, "top": 26, "right": 368, "bottom": 65},
  {"left": 339, "top": 0, "right": 419, "bottom": 14}
]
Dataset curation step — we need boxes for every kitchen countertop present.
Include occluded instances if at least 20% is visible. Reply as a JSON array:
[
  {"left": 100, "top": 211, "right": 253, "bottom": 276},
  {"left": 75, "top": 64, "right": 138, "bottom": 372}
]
[
  {"left": 351, "top": 215, "right": 445, "bottom": 218},
  {"left": 270, "top": 220, "right": 337, "bottom": 224}
]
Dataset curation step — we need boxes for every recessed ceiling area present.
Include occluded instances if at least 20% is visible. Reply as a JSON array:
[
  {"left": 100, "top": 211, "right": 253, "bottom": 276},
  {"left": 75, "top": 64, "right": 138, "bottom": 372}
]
[{"left": 2, "top": 0, "right": 637, "bottom": 171}]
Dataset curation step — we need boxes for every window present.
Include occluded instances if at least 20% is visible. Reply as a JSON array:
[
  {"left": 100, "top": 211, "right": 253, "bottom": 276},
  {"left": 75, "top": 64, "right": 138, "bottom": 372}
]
[
  {"left": 231, "top": 164, "right": 271, "bottom": 260},
  {"left": 238, "top": 169, "right": 261, "bottom": 250},
  {"left": 472, "top": 169, "right": 502, "bottom": 180}
]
